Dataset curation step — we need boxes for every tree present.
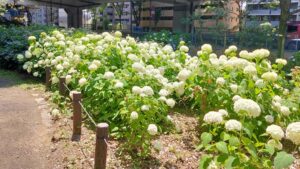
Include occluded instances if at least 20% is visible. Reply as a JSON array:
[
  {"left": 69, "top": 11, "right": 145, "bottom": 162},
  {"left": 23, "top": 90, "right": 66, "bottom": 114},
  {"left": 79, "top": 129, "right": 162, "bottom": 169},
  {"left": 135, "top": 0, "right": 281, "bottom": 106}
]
[
  {"left": 111, "top": 2, "right": 125, "bottom": 30},
  {"left": 131, "top": 0, "right": 144, "bottom": 27}
]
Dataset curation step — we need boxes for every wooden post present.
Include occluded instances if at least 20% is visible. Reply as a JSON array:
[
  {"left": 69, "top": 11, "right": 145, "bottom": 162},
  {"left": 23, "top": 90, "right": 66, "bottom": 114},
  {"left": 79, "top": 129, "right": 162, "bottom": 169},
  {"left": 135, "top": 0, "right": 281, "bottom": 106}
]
[
  {"left": 45, "top": 67, "right": 51, "bottom": 90},
  {"left": 72, "top": 92, "right": 82, "bottom": 136},
  {"left": 94, "top": 123, "right": 109, "bottom": 169},
  {"left": 59, "top": 77, "right": 66, "bottom": 96}
]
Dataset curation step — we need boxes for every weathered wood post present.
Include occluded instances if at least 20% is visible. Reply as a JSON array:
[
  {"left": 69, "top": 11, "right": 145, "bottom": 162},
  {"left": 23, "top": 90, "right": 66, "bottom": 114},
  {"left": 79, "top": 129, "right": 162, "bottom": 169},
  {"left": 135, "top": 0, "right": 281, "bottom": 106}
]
[
  {"left": 72, "top": 92, "right": 82, "bottom": 136},
  {"left": 59, "top": 77, "right": 66, "bottom": 96},
  {"left": 94, "top": 123, "right": 109, "bottom": 169},
  {"left": 45, "top": 67, "right": 51, "bottom": 89}
]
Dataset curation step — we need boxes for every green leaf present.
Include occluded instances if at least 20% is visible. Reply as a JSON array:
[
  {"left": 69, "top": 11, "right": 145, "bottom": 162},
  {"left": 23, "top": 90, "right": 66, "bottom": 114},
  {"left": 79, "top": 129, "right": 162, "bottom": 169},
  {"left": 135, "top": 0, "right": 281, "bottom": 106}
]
[
  {"left": 225, "top": 156, "right": 236, "bottom": 169},
  {"left": 274, "top": 151, "right": 295, "bottom": 169},
  {"left": 199, "top": 154, "right": 212, "bottom": 169},
  {"left": 221, "top": 132, "right": 231, "bottom": 141},
  {"left": 201, "top": 132, "right": 213, "bottom": 146},
  {"left": 229, "top": 136, "right": 240, "bottom": 147},
  {"left": 265, "top": 144, "right": 275, "bottom": 155},
  {"left": 216, "top": 141, "right": 228, "bottom": 154}
]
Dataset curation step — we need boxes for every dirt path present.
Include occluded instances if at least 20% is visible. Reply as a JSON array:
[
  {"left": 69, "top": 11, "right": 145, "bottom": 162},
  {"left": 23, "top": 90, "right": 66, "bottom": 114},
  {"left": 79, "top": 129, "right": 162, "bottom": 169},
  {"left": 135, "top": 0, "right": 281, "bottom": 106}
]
[{"left": 0, "top": 78, "right": 52, "bottom": 169}]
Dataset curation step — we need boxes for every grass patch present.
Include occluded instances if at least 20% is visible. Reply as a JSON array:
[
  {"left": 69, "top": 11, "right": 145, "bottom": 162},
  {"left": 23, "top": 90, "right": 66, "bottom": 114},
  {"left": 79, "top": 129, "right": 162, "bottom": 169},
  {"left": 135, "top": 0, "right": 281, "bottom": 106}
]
[{"left": 0, "top": 69, "right": 44, "bottom": 90}]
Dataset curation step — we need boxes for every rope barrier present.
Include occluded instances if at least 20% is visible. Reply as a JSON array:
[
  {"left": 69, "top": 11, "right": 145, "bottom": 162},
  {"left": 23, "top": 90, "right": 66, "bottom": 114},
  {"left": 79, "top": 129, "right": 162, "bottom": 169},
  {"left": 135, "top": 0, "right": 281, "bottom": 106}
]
[
  {"left": 63, "top": 83, "right": 71, "bottom": 93},
  {"left": 62, "top": 82, "right": 96, "bottom": 126},
  {"left": 79, "top": 101, "right": 97, "bottom": 126}
]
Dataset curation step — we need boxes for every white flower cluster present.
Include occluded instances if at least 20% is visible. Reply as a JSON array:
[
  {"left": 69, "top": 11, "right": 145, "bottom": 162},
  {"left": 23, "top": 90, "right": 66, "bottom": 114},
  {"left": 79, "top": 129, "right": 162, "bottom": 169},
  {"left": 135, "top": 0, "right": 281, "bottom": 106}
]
[
  {"left": 286, "top": 122, "right": 300, "bottom": 145},
  {"left": 203, "top": 109, "right": 228, "bottom": 124},
  {"left": 233, "top": 98, "right": 261, "bottom": 117},
  {"left": 225, "top": 119, "right": 242, "bottom": 131},
  {"left": 266, "top": 124, "right": 284, "bottom": 140}
]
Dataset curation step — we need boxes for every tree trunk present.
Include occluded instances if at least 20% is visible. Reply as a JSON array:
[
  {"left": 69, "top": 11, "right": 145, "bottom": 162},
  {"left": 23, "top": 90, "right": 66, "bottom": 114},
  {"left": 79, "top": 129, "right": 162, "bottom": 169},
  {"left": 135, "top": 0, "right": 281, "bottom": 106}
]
[{"left": 278, "top": 0, "right": 291, "bottom": 58}]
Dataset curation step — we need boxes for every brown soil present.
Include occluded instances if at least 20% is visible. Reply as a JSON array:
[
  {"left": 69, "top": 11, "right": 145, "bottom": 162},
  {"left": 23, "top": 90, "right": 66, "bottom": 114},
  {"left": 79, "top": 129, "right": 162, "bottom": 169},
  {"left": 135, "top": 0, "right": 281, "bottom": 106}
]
[{"left": 0, "top": 77, "right": 52, "bottom": 169}]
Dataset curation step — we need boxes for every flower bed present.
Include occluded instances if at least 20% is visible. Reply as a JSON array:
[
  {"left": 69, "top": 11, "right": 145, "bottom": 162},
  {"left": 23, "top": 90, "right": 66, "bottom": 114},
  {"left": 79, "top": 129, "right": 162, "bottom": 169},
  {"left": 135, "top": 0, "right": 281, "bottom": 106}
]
[{"left": 18, "top": 29, "right": 300, "bottom": 168}]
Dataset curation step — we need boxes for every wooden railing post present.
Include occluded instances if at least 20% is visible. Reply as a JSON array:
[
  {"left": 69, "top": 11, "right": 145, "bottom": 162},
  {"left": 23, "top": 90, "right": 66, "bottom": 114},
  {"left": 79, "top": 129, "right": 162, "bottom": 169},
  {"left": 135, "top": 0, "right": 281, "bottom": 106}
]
[
  {"left": 59, "top": 77, "right": 66, "bottom": 96},
  {"left": 45, "top": 67, "right": 51, "bottom": 90},
  {"left": 72, "top": 92, "right": 82, "bottom": 137},
  {"left": 94, "top": 123, "right": 109, "bottom": 169}
]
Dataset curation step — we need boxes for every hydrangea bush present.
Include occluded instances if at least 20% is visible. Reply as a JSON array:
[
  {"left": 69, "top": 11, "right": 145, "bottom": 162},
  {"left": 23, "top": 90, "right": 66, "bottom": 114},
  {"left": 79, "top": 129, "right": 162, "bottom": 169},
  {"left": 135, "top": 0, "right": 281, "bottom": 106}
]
[{"left": 19, "top": 30, "right": 300, "bottom": 167}]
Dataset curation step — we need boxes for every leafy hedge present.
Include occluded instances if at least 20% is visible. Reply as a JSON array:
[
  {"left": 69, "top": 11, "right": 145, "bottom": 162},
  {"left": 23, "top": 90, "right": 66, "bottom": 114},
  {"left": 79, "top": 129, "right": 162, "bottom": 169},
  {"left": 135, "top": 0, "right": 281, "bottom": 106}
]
[
  {"left": 141, "top": 30, "right": 192, "bottom": 48},
  {"left": 0, "top": 25, "right": 56, "bottom": 70}
]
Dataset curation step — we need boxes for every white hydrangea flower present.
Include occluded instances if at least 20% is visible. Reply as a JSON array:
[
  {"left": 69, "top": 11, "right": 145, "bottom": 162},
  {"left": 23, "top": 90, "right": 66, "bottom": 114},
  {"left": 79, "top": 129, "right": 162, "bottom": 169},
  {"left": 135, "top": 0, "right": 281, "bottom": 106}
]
[
  {"left": 243, "top": 65, "right": 257, "bottom": 75},
  {"left": 166, "top": 98, "right": 176, "bottom": 108},
  {"left": 286, "top": 122, "right": 300, "bottom": 145},
  {"left": 239, "top": 50, "right": 253, "bottom": 60},
  {"left": 234, "top": 98, "right": 261, "bottom": 117},
  {"left": 159, "top": 96, "right": 167, "bottom": 102},
  {"left": 33, "top": 72, "right": 39, "bottom": 77},
  {"left": 65, "top": 75, "right": 72, "bottom": 84},
  {"left": 265, "top": 115, "right": 274, "bottom": 123},
  {"left": 177, "top": 69, "right": 191, "bottom": 81},
  {"left": 201, "top": 44, "right": 213, "bottom": 54},
  {"left": 132, "top": 62, "right": 145, "bottom": 72},
  {"left": 159, "top": 89, "right": 169, "bottom": 96},
  {"left": 273, "top": 95, "right": 282, "bottom": 103},
  {"left": 56, "top": 64, "right": 63, "bottom": 71},
  {"left": 88, "top": 63, "right": 98, "bottom": 71},
  {"left": 103, "top": 71, "right": 114, "bottom": 80},
  {"left": 261, "top": 72, "right": 278, "bottom": 82},
  {"left": 79, "top": 77, "right": 87, "bottom": 86},
  {"left": 52, "top": 77, "right": 59, "bottom": 84},
  {"left": 216, "top": 77, "right": 225, "bottom": 86},
  {"left": 17, "top": 54, "right": 24, "bottom": 61},
  {"left": 232, "top": 95, "right": 242, "bottom": 102},
  {"left": 267, "top": 139, "right": 283, "bottom": 150},
  {"left": 147, "top": 124, "right": 158, "bottom": 135},
  {"left": 127, "top": 54, "right": 139, "bottom": 62},
  {"left": 280, "top": 106, "right": 291, "bottom": 116},
  {"left": 130, "top": 111, "right": 138, "bottom": 120},
  {"left": 225, "top": 119, "right": 242, "bottom": 131},
  {"left": 25, "top": 51, "right": 32, "bottom": 58},
  {"left": 275, "top": 58, "right": 287, "bottom": 65},
  {"left": 28, "top": 36, "right": 36, "bottom": 41},
  {"left": 51, "top": 108, "right": 60, "bottom": 117},
  {"left": 141, "top": 105, "right": 150, "bottom": 111},
  {"left": 142, "top": 86, "right": 154, "bottom": 96},
  {"left": 114, "top": 81, "right": 124, "bottom": 88},
  {"left": 167, "top": 115, "right": 173, "bottom": 122},
  {"left": 230, "top": 84, "right": 238, "bottom": 93},
  {"left": 218, "top": 109, "right": 228, "bottom": 116},
  {"left": 203, "top": 111, "right": 223, "bottom": 124},
  {"left": 180, "top": 45, "right": 189, "bottom": 53},
  {"left": 132, "top": 86, "right": 142, "bottom": 95},
  {"left": 255, "top": 79, "right": 265, "bottom": 88},
  {"left": 266, "top": 125, "right": 284, "bottom": 140},
  {"left": 162, "top": 45, "right": 173, "bottom": 54},
  {"left": 114, "top": 31, "right": 122, "bottom": 37},
  {"left": 253, "top": 49, "right": 270, "bottom": 59}
]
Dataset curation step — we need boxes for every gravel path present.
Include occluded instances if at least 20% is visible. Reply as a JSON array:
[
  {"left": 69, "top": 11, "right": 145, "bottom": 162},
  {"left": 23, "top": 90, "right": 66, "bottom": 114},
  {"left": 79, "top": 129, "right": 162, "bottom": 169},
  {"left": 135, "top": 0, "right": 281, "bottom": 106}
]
[{"left": 0, "top": 77, "right": 52, "bottom": 169}]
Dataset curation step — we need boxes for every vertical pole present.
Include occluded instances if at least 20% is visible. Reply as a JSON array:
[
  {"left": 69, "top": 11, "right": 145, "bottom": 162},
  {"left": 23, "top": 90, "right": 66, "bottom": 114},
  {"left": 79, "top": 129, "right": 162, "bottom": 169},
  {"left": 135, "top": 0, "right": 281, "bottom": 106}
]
[
  {"left": 59, "top": 77, "right": 66, "bottom": 96},
  {"left": 94, "top": 123, "right": 109, "bottom": 169},
  {"left": 45, "top": 67, "right": 51, "bottom": 90},
  {"left": 72, "top": 92, "right": 82, "bottom": 136}
]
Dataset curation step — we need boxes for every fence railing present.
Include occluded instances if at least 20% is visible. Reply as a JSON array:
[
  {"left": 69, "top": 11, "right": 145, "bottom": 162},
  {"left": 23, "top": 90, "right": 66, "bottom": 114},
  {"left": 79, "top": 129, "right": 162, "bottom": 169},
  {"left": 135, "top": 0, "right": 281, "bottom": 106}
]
[{"left": 45, "top": 67, "right": 108, "bottom": 169}]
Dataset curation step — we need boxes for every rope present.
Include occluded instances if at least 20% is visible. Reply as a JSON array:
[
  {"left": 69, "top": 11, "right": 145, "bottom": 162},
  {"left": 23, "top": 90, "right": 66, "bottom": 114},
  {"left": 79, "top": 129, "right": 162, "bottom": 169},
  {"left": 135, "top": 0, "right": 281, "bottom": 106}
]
[
  {"left": 63, "top": 83, "right": 71, "bottom": 93},
  {"left": 79, "top": 101, "right": 97, "bottom": 126}
]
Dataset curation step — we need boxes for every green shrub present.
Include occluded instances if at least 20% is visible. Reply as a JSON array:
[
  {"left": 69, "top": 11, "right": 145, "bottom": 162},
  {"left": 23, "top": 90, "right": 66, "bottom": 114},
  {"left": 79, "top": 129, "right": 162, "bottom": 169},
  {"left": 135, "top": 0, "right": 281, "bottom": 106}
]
[
  {"left": 0, "top": 25, "right": 56, "bottom": 70},
  {"left": 141, "top": 30, "right": 192, "bottom": 48}
]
